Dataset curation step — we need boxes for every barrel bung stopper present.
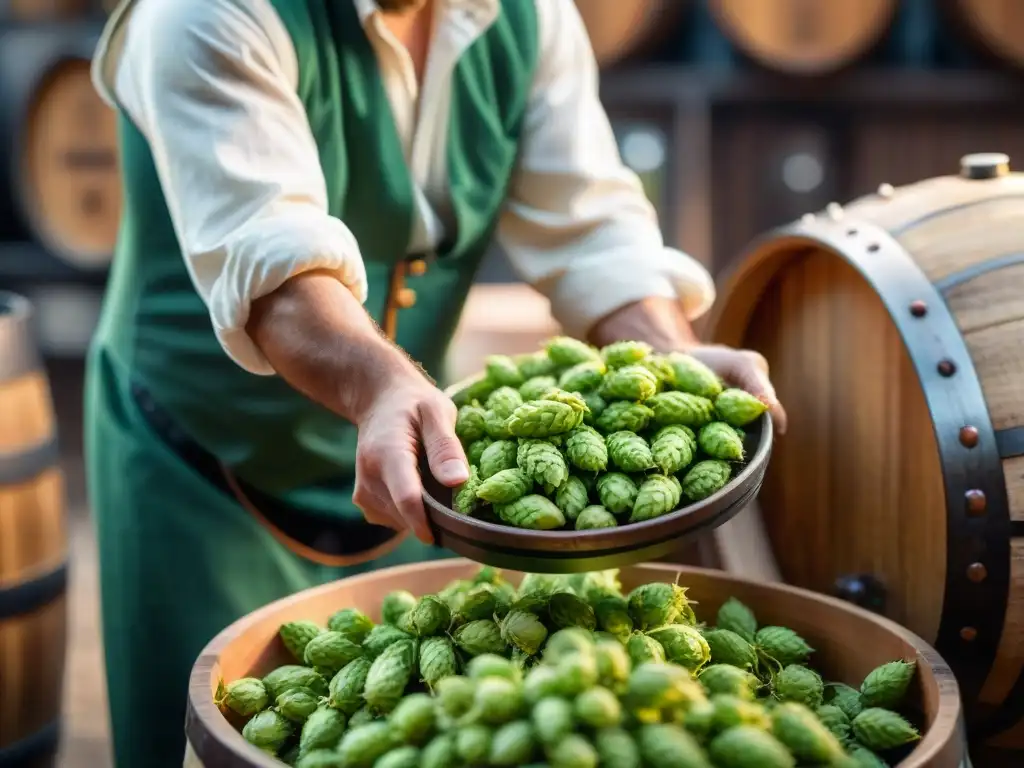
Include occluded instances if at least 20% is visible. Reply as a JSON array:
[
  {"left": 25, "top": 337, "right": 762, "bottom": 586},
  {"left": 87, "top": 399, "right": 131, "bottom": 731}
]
[{"left": 960, "top": 153, "right": 1010, "bottom": 180}]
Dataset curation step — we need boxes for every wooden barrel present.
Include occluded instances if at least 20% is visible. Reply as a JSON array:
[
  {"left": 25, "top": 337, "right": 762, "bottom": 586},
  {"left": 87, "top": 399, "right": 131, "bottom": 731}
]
[
  {"left": 0, "top": 0, "right": 92, "bottom": 20},
  {"left": 0, "top": 292, "right": 68, "bottom": 768},
  {"left": 707, "top": 0, "right": 898, "bottom": 74},
  {"left": 946, "top": 0, "right": 1024, "bottom": 70},
  {"left": 573, "top": 0, "right": 686, "bottom": 69},
  {"left": 184, "top": 559, "right": 966, "bottom": 767},
  {"left": 0, "top": 26, "right": 122, "bottom": 269},
  {"left": 706, "top": 153, "right": 1024, "bottom": 761}
]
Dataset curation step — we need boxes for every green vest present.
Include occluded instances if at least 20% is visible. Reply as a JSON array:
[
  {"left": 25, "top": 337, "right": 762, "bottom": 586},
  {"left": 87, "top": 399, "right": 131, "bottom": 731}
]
[{"left": 95, "top": 0, "right": 538, "bottom": 517}]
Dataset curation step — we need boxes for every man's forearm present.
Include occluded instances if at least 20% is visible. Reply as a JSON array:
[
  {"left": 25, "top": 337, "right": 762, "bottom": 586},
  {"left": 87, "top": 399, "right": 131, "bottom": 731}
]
[
  {"left": 246, "top": 271, "right": 420, "bottom": 424},
  {"left": 586, "top": 296, "right": 700, "bottom": 353}
]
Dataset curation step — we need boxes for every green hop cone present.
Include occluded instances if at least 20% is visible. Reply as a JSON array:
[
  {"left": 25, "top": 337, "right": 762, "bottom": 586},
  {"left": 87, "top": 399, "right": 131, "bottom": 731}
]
[
  {"left": 516, "top": 351, "right": 557, "bottom": 379},
  {"left": 520, "top": 375, "right": 559, "bottom": 401},
  {"left": 630, "top": 475, "right": 682, "bottom": 523},
  {"left": 375, "top": 746, "right": 419, "bottom": 768},
  {"left": 600, "top": 364, "right": 659, "bottom": 402},
  {"left": 518, "top": 438, "right": 569, "bottom": 488},
  {"left": 639, "top": 354, "right": 676, "bottom": 390},
  {"left": 303, "top": 631, "right": 363, "bottom": 673},
  {"left": 294, "top": 749, "right": 343, "bottom": 768},
  {"left": 650, "top": 424, "right": 696, "bottom": 475},
  {"left": 848, "top": 746, "right": 890, "bottom": 767},
  {"left": 715, "top": 388, "right": 769, "bottom": 427},
  {"left": 852, "top": 708, "right": 921, "bottom": 751},
  {"left": 454, "top": 583, "right": 512, "bottom": 623},
  {"left": 483, "top": 409, "right": 513, "bottom": 440},
  {"left": 495, "top": 494, "right": 566, "bottom": 530},
  {"left": 646, "top": 391, "right": 716, "bottom": 428},
  {"left": 451, "top": 376, "right": 496, "bottom": 408},
  {"left": 507, "top": 399, "right": 581, "bottom": 438},
  {"left": 326, "top": 608, "right": 374, "bottom": 645},
  {"left": 577, "top": 505, "right": 618, "bottom": 530},
  {"left": 362, "top": 624, "right": 413, "bottom": 659},
  {"left": 698, "top": 421, "right": 745, "bottom": 461},
  {"left": 453, "top": 467, "right": 483, "bottom": 515},
  {"left": 601, "top": 340, "right": 653, "bottom": 368},
  {"left": 774, "top": 664, "right": 824, "bottom": 708},
  {"left": 575, "top": 686, "right": 623, "bottom": 728},
  {"left": 860, "top": 660, "right": 916, "bottom": 709},
  {"left": 703, "top": 628, "right": 758, "bottom": 670},
  {"left": 625, "top": 662, "right": 707, "bottom": 714},
  {"left": 455, "top": 405, "right": 487, "bottom": 443},
  {"left": 627, "top": 582, "right": 693, "bottom": 630},
  {"left": 490, "top": 720, "right": 537, "bottom": 765},
  {"left": 755, "top": 626, "right": 814, "bottom": 667},
  {"left": 636, "top": 724, "right": 709, "bottom": 768},
  {"left": 298, "top": 705, "right": 346, "bottom": 757},
  {"left": 596, "top": 401, "right": 655, "bottom": 433},
  {"left": 647, "top": 624, "right": 711, "bottom": 672},
  {"left": 541, "top": 388, "right": 591, "bottom": 416},
  {"left": 398, "top": 595, "right": 451, "bottom": 637},
  {"left": 595, "top": 638, "right": 632, "bottom": 688},
  {"left": 711, "top": 694, "right": 771, "bottom": 732},
  {"left": 596, "top": 472, "right": 639, "bottom": 515},
  {"left": 565, "top": 426, "right": 609, "bottom": 472},
  {"left": 363, "top": 639, "right": 416, "bottom": 714},
  {"left": 418, "top": 635, "right": 458, "bottom": 691},
  {"left": 347, "top": 706, "right": 377, "bottom": 728},
  {"left": 468, "top": 676, "right": 525, "bottom": 726},
  {"left": 549, "top": 591, "right": 598, "bottom": 631},
  {"left": 389, "top": 692, "right": 436, "bottom": 745},
  {"left": 486, "top": 355, "right": 525, "bottom": 388},
  {"left": 667, "top": 353, "right": 724, "bottom": 399},
  {"left": 626, "top": 632, "right": 666, "bottom": 666},
  {"left": 216, "top": 677, "right": 269, "bottom": 717},
  {"left": 533, "top": 695, "right": 574, "bottom": 745},
  {"left": 555, "top": 475, "right": 590, "bottom": 521},
  {"left": 476, "top": 468, "right": 532, "bottom": 504},
  {"left": 466, "top": 654, "right": 522, "bottom": 682},
  {"left": 771, "top": 702, "right": 846, "bottom": 763},
  {"left": 486, "top": 385, "right": 525, "bottom": 417},
  {"left": 465, "top": 437, "right": 493, "bottom": 467},
  {"left": 499, "top": 609, "right": 549, "bottom": 655},
  {"left": 716, "top": 598, "right": 757, "bottom": 644},
  {"left": 708, "top": 725, "right": 795, "bottom": 768},
  {"left": 242, "top": 709, "right": 292, "bottom": 754},
  {"left": 594, "top": 596, "right": 633, "bottom": 639},
  {"left": 336, "top": 722, "right": 395, "bottom": 767},
  {"left": 580, "top": 390, "right": 607, "bottom": 425},
  {"left": 382, "top": 590, "right": 418, "bottom": 625},
  {"left": 262, "top": 665, "right": 328, "bottom": 700},
  {"left": 594, "top": 728, "right": 641, "bottom": 768},
  {"left": 546, "top": 336, "right": 601, "bottom": 367},
  {"left": 420, "top": 734, "right": 458, "bottom": 768},
  {"left": 453, "top": 619, "right": 507, "bottom": 657},
  {"left": 276, "top": 687, "right": 320, "bottom": 724},
  {"left": 698, "top": 664, "right": 760, "bottom": 700},
  {"left": 279, "top": 620, "right": 323, "bottom": 663},
  {"left": 815, "top": 704, "right": 852, "bottom": 743},
  {"left": 549, "top": 734, "right": 600, "bottom": 768},
  {"left": 559, "top": 360, "right": 607, "bottom": 393},
  {"left": 606, "top": 431, "right": 656, "bottom": 472},
  {"left": 680, "top": 460, "right": 732, "bottom": 502},
  {"left": 681, "top": 699, "right": 716, "bottom": 742},
  {"left": 824, "top": 682, "right": 864, "bottom": 721},
  {"left": 327, "top": 657, "right": 371, "bottom": 714},
  {"left": 479, "top": 439, "right": 518, "bottom": 479},
  {"left": 435, "top": 675, "right": 477, "bottom": 723},
  {"left": 457, "top": 730, "right": 493, "bottom": 767}
]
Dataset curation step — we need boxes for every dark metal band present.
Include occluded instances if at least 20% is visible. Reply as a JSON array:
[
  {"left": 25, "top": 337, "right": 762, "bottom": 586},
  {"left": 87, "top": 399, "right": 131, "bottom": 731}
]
[
  {"left": 777, "top": 216, "right": 1011, "bottom": 715},
  {"left": 0, "top": 719, "right": 60, "bottom": 767},
  {"left": 0, "top": 437, "right": 60, "bottom": 485},
  {"left": 933, "top": 251, "right": 1024, "bottom": 293},
  {"left": 0, "top": 292, "right": 40, "bottom": 383},
  {"left": 0, "top": 563, "right": 68, "bottom": 621},
  {"left": 994, "top": 428, "right": 1024, "bottom": 460}
]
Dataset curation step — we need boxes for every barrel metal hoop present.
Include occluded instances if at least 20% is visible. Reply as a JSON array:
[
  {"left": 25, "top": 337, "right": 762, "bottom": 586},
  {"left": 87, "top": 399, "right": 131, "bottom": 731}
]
[
  {"left": 0, "top": 436, "right": 60, "bottom": 485},
  {"left": 775, "top": 217, "right": 1011, "bottom": 714},
  {"left": 0, "top": 291, "right": 40, "bottom": 383},
  {"left": 0, "top": 719, "right": 60, "bottom": 767},
  {"left": 994, "top": 427, "right": 1024, "bottom": 460},
  {"left": 933, "top": 251, "right": 1024, "bottom": 293},
  {"left": 0, "top": 562, "right": 67, "bottom": 620}
]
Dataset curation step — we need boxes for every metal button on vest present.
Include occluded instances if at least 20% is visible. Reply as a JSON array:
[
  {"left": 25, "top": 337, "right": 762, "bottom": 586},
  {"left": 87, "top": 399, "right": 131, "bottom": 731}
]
[{"left": 397, "top": 288, "right": 417, "bottom": 309}]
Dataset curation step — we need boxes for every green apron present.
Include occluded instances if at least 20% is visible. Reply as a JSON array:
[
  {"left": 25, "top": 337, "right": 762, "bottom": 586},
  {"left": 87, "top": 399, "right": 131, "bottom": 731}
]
[{"left": 84, "top": 1, "right": 538, "bottom": 765}]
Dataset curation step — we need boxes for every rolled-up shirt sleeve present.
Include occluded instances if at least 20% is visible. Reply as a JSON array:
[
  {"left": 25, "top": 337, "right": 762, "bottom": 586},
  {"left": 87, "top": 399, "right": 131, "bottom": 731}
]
[
  {"left": 93, "top": 0, "right": 368, "bottom": 375},
  {"left": 498, "top": 0, "right": 716, "bottom": 340}
]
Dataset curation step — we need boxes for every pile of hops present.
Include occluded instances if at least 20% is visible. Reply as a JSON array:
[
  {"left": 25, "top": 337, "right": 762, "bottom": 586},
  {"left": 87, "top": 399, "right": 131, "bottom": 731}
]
[
  {"left": 217, "top": 567, "right": 922, "bottom": 767},
  {"left": 448, "top": 337, "right": 769, "bottom": 531}
]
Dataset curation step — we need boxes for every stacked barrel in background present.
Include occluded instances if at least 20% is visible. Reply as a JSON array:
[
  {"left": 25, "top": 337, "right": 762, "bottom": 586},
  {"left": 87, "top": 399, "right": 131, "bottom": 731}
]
[{"left": 0, "top": 0, "right": 120, "bottom": 357}]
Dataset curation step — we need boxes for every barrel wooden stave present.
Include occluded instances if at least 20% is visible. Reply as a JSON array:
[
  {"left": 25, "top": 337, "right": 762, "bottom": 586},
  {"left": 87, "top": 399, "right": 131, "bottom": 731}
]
[
  {"left": 708, "top": 0, "right": 897, "bottom": 74},
  {"left": 708, "top": 156, "right": 1024, "bottom": 751},
  {"left": 573, "top": 0, "right": 685, "bottom": 68},
  {"left": 0, "top": 293, "right": 68, "bottom": 768},
  {"left": 186, "top": 560, "right": 966, "bottom": 768},
  {"left": 3, "top": 0, "right": 91, "bottom": 20},
  {"left": 947, "top": 0, "right": 1024, "bottom": 70}
]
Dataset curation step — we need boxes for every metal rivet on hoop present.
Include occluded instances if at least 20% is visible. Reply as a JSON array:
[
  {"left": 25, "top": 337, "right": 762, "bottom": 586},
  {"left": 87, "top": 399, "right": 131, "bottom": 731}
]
[
  {"left": 959, "top": 426, "right": 980, "bottom": 448},
  {"left": 965, "top": 490, "right": 987, "bottom": 516},
  {"left": 909, "top": 300, "right": 927, "bottom": 317},
  {"left": 867, "top": 244, "right": 880, "bottom": 253},
  {"left": 960, "top": 627, "right": 978, "bottom": 642},
  {"left": 938, "top": 360, "right": 957, "bottom": 377},
  {"left": 827, "top": 202, "right": 844, "bottom": 220},
  {"left": 967, "top": 563, "right": 988, "bottom": 583},
  {"left": 877, "top": 183, "right": 895, "bottom": 198},
  {"left": 801, "top": 213, "right": 816, "bottom": 224},
  {"left": 846, "top": 228, "right": 858, "bottom": 236}
]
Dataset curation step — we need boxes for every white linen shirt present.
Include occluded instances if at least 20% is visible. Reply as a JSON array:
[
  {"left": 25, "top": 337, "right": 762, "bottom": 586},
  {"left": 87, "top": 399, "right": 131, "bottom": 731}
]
[{"left": 93, "top": 0, "right": 716, "bottom": 375}]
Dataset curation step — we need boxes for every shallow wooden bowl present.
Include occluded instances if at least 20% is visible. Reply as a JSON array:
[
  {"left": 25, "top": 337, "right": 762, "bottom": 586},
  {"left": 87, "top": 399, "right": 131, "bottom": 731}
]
[
  {"left": 422, "top": 380, "right": 773, "bottom": 573},
  {"left": 186, "top": 560, "right": 965, "bottom": 768}
]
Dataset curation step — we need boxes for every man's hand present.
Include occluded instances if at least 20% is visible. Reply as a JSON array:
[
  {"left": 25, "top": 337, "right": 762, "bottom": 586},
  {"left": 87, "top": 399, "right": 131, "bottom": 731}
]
[
  {"left": 353, "top": 380, "right": 469, "bottom": 544},
  {"left": 587, "top": 296, "right": 787, "bottom": 435}
]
